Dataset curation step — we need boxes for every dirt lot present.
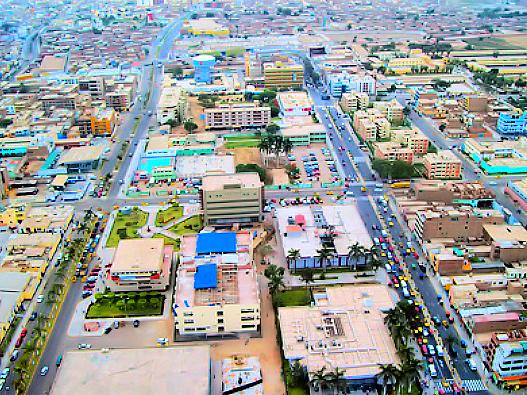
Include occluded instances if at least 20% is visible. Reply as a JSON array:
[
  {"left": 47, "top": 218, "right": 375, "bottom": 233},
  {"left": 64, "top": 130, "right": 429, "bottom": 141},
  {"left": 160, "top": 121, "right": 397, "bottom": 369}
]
[
  {"left": 232, "top": 147, "right": 262, "bottom": 166},
  {"left": 270, "top": 168, "right": 289, "bottom": 185},
  {"left": 290, "top": 143, "right": 340, "bottom": 186},
  {"left": 187, "top": 96, "right": 206, "bottom": 131}
]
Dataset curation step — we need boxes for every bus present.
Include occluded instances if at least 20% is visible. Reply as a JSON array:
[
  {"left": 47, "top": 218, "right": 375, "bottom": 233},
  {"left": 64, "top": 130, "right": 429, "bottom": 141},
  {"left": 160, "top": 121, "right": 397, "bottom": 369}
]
[{"left": 391, "top": 181, "right": 411, "bottom": 189}]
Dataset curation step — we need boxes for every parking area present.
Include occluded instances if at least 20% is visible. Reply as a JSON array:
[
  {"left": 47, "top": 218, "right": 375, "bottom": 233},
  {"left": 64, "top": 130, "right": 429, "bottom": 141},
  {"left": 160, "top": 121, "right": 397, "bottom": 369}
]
[{"left": 288, "top": 144, "right": 340, "bottom": 187}]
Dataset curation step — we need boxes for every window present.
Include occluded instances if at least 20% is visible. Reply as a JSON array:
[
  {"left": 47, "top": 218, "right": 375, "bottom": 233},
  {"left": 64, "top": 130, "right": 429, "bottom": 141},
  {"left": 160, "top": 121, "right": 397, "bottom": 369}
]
[
  {"left": 217, "top": 311, "right": 224, "bottom": 316},
  {"left": 241, "top": 316, "right": 254, "bottom": 321},
  {"left": 241, "top": 309, "right": 254, "bottom": 313},
  {"left": 184, "top": 320, "right": 194, "bottom": 324},
  {"left": 218, "top": 319, "right": 224, "bottom": 324},
  {"left": 241, "top": 324, "right": 255, "bottom": 329}
]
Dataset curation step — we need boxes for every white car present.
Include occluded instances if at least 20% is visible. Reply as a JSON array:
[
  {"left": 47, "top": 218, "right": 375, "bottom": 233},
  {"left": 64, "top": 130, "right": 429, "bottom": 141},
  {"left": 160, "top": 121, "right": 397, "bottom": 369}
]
[
  {"left": 78, "top": 343, "right": 92, "bottom": 349},
  {"left": 36, "top": 295, "right": 44, "bottom": 303},
  {"left": 40, "top": 366, "right": 49, "bottom": 376},
  {"left": 157, "top": 337, "right": 169, "bottom": 346}
]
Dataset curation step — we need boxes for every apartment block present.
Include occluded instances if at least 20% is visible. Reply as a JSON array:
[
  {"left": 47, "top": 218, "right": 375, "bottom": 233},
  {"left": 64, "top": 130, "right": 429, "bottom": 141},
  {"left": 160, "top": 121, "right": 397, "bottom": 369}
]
[
  {"left": 374, "top": 142, "right": 414, "bottom": 163},
  {"left": 105, "top": 239, "right": 173, "bottom": 292},
  {"left": 105, "top": 86, "right": 133, "bottom": 111},
  {"left": 340, "top": 92, "right": 369, "bottom": 113},
  {"left": 373, "top": 99, "right": 405, "bottom": 123},
  {"left": 391, "top": 128, "right": 430, "bottom": 155},
  {"left": 486, "top": 330, "right": 527, "bottom": 388},
  {"left": 201, "top": 173, "right": 263, "bottom": 226},
  {"left": 353, "top": 109, "right": 391, "bottom": 141},
  {"left": 263, "top": 60, "right": 304, "bottom": 89},
  {"left": 460, "top": 95, "right": 489, "bottom": 113},
  {"left": 90, "top": 108, "right": 117, "bottom": 136},
  {"left": 204, "top": 103, "right": 271, "bottom": 130},
  {"left": 174, "top": 232, "right": 260, "bottom": 337},
  {"left": 413, "top": 207, "right": 504, "bottom": 243},
  {"left": 423, "top": 150, "right": 462, "bottom": 180},
  {"left": 157, "top": 86, "right": 187, "bottom": 125},
  {"left": 327, "top": 72, "right": 376, "bottom": 97},
  {"left": 497, "top": 111, "right": 527, "bottom": 136},
  {"left": 79, "top": 76, "right": 106, "bottom": 100}
]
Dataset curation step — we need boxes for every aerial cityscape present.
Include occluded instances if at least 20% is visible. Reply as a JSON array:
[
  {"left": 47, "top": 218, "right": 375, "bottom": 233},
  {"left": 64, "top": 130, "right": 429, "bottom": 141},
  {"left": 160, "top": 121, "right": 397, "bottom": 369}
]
[{"left": 1, "top": 0, "right": 527, "bottom": 394}]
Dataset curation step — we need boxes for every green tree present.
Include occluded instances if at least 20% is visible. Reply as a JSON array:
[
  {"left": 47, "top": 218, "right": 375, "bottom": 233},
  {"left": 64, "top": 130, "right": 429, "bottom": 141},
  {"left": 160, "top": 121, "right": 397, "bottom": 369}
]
[
  {"left": 316, "top": 245, "right": 334, "bottom": 272},
  {"left": 287, "top": 248, "right": 301, "bottom": 272},
  {"left": 264, "top": 264, "right": 285, "bottom": 294},
  {"left": 310, "top": 367, "right": 330, "bottom": 392},
  {"left": 236, "top": 163, "right": 266, "bottom": 182},
  {"left": 347, "top": 242, "right": 365, "bottom": 270},
  {"left": 376, "top": 363, "right": 400, "bottom": 395},
  {"left": 183, "top": 120, "right": 198, "bottom": 134}
]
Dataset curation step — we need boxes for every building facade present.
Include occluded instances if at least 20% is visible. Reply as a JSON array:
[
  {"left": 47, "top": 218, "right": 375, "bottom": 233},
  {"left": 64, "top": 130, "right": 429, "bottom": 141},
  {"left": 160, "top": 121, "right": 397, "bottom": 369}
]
[
  {"left": 424, "top": 151, "right": 462, "bottom": 180},
  {"left": 204, "top": 103, "right": 271, "bottom": 130}
]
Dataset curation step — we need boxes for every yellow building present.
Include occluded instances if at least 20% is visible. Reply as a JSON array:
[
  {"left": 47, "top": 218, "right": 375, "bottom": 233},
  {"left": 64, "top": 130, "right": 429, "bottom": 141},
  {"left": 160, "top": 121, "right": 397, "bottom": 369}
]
[
  {"left": 174, "top": 232, "right": 260, "bottom": 337},
  {"left": 263, "top": 60, "right": 304, "bottom": 89},
  {"left": 0, "top": 203, "right": 29, "bottom": 229},
  {"left": 90, "top": 108, "right": 117, "bottom": 136},
  {"left": 340, "top": 92, "right": 369, "bottom": 113},
  {"left": 19, "top": 205, "right": 74, "bottom": 234},
  {"left": 187, "top": 18, "right": 229, "bottom": 36}
]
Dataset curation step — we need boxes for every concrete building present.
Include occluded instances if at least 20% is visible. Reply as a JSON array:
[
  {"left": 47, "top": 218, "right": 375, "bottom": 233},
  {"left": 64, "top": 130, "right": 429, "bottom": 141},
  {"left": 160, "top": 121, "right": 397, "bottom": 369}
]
[
  {"left": 222, "top": 356, "right": 263, "bottom": 394},
  {"left": 90, "top": 108, "right": 116, "bottom": 136},
  {"left": 57, "top": 146, "right": 104, "bottom": 173},
  {"left": 201, "top": 173, "right": 263, "bottom": 226},
  {"left": 505, "top": 178, "right": 527, "bottom": 213},
  {"left": 263, "top": 60, "right": 303, "bottom": 89},
  {"left": 187, "top": 18, "right": 229, "bottom": 36},
  {"left": 423, "top": 150, "right": 462, "bottom": 180},
  {"left": 353, "top": 109, "right": 391, "bottom": 141},
  {"left": 50, "top": 346, "right": 211, "bottom": 395},
  {"left": 174, "top": 231, "right": 260, "bottom": 337},
  {"left": 192, "top": 54, "right": 216, "bottom": 83},
  {"left": 204, "top": 103, "right": 270, "bottom": 130},
  {"left": 460, "top": 95, "right": 489, "bottom": 113},
  {"left": 486, "top": 330, "right": 527, "bottom": 389},
  {"left": 278, "top": 285, "right": 398, "bottom": 387},
  {"left": 106, "top": 239, "right": 173, "bottom": 292},
  {"left": 277, "top": 91, "right": 312, "bottom": 117},
  {"left": 157, "top": 85, "right": 187, "bottom": 124},
  {"left": 276, "top": 204, "right": 372, "bottom": 270},
  {"left": 327, "top": 72, "right": 376, "bottom": 98},
  {"left": 281, "top": 117, "right": 326, "bottom": 146},
  {"left": 340, "top": 92, "right": 369, "bottom": 113},
  {"left": 497, "top": 111, "right": 527, "bottom": 136},
  {"left": 462, "top": 138, "right": 527, "bottom": 175},
  {"left": 19, "top": 205, "right": 74, "bottom": 234},
  {"left": 373, "top": 99, "right": 405, "bottom": 123},
  {"left": 413, "top": 207, "right": 504, "bottom": 243},
  {"left": 374, "top": 142, "right": 414, "bottom": 163}
]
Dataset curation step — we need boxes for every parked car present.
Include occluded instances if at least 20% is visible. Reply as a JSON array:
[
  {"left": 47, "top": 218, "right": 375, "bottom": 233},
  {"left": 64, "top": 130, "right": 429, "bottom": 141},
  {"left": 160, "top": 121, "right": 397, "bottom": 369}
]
[{"left": 40, "top": 366, "right": 49, "bottom": 376}]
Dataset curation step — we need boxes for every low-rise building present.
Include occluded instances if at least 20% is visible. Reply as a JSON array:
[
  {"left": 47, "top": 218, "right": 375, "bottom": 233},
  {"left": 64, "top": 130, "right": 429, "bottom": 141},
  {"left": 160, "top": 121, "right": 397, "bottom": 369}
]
[
  {"left": 57, "top": 146, "right": 104, "bottom": 173},
  {"left": 105, "top": 239, "right": 173, "bottom": 292},
  {"left": 486, "top": 330, "right": 527, "bottom": 389},
  {"left": 373, "top": 99, "right": 405, "bottom": 123},
  {"left": 263, "top": 60, "right": 304, "bottom": 89},
  {"left": 19, "top": 205, "right": 74, "bottom": 234},
  {"left": 186, "top": 18, "right": 229, "bottom": 36},
  {"left": 373, "top": 142, "right": 414, "bottom": 163},
  {"left": 277, "top": 91, "right": 312, "bottom": 117},
  {"left": 278, "top": 285, "right": 398, "bottom": 387},
  {"left": 222, "top": 356, "right": 263, "bottom": 394},
  {"left": 497, "top": 111, "right": 527, "bottom": 136},
  {"left": 201, "top": 173, "right": 264, "bottom": 226},
  {"left": 423, "top": 150, "right": 462, "bottom": 180},
  {"left": 0, "top": 202, "right": 28, "bottom": 229},
  {"left": 327, "top": 72, "right": 376, "bottom": 98},
  {"left": 174, "top": 231, "right": 260, "bottom": 337},
  {"left": 90, "top": 108, "right": 117, "bottom": 136},
  {"left": 505, "top": 178, "right": 527, "bottom": 213},
  {"left": 157, "top": 84, "right": 187, "bottom": 125},
  {"left": 340, "top": 92, "right": 369, "bottom": 113},
  {"left": 204, "top": 103, "right": 271, "bottom": 130}
]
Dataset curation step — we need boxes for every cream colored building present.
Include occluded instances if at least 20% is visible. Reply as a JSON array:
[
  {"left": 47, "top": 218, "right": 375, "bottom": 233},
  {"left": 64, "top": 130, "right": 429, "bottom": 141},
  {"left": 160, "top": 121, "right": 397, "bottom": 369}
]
[
  {"left": 373, "top": 99, "right": 405, "bottom": 123},
  {"left": 277, "top": 91, "right": 312, "bottom": 117},
  {"left": 19, "top": 205, "right": 74, "bottom": 234},
  {"left": 201, "top": 173, "right": 263, "bottom": 226},
  {"left": 174, "top": 232, "right": 260, "bottom": 337},
  {"left": 204, "top": 103, "right": 271, "bottom": 130},
  {"left": 340, "top": 91, "right": 369, "bottom": 113},
  {"left": 353, "top": 109, "right": 391, "bottom": 141},
  {"left": 424, "top": 150, "right": 462, "bottom": 180},
  {"left": 106, "top": 239, "right": 173, "bottom": 292},
  {"left": 157, "top": 81, "right": 187, "bottom": 124}
]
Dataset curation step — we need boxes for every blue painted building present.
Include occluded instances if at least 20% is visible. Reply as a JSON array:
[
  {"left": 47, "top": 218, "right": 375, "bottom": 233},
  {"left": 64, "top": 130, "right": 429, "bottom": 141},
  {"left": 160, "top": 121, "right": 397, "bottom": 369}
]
[
  {"left": 192, "top": 54, "right": 216, "bottom": 84},
  {"left": 497, "top": 111, "right": 527, "bottom": 136}
]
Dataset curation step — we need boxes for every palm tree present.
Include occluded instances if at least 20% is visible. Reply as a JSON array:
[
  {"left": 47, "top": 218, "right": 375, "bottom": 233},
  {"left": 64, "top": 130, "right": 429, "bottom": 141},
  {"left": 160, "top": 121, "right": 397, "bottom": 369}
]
[
  {"left": 263, "top": 264, "right": 285, "bottom": 295},
  {"left": 287, "top": 248, "right": 301, "bottom": 273},
  {"left": 316, "top": 245, "right": 334, "bottom": 272},
  {"left": 347, "top": 242, "right": 364, "bottom": 270},
  {"left": 444, "top": 333, "right": 458, "bottom": 354},
  {"left": 376, "top": 364, "right": 400, "bottom": 395},
  {"left": 22, "top": 339, "right": 37, "bottom": 354},
  {"left": 281, "top": 138, "right": 293, "bottom": 165},
  {"left": 327, "top": 367, "right": 347, "bottom": 394},
  {"left": 368, "top": 253, "right": 383, "bottom": 271},
  {"left": 310, "top": 367, "right": 329, "bottom": 392},
  {"left": 400, "top": 357, "right": 423, "bottom": 394},
  {"left": 258, "top": 137, "right": 271, "bottom": 166},
  {"left": 396, "top": 343, "right": 416, "bottom": 364},
  {"left": 290, "top": 361, "right": 308, "bottom": 387}
]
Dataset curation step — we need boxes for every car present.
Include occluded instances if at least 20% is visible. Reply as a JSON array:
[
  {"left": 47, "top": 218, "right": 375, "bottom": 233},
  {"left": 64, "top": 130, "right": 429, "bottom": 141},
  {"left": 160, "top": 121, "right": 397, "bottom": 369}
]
[
  {"left": 104, "top": 327, "right": 112, "bottom": 335},
  {"left": 40, "top": 366, "right": 49, "bottom": 376},
  {"left": 78, "top": 343, "right": 92, "bottom": 349},
  {"left": 428, "top": 346, "right": 436, "bottom": 356},
  {"left": 133, "top": 320, "right": 140, "bottom": 328},
  {"left": 442, "top": 320, "right": 449, "bottom": 328},
  {"left": 36, "top": 294, "right": 44, "bottom": 303},
  {"left": 460, "top": 339, "right": 467, "bottom": 348},
  {"left": 113, "top": 321, "right": 120, "bottom": 329},
  {"left": 29, "top": 312, "right": 38, "bottom": 321},
  {"left": 433, "top": 316, "right": 441, "bottom": 325},
  {"left": 0, "top": 378, "right": 5, "bottom": 391},
  {"left": 15, "top": 337, "right": 22, "bottom": 348},
  {"left": 1, "top": 368, "right": 10, "bottom": 379},
  {"left": 10, "top": 350, "right": 19, "bottom": 362},
  {"left": 20, "top": 328, "right": 28, "bottom": 338},
  {"left": 467, "top": 358, "right": 477, "bottom": 371},
  {"left": 157, "top": 337, "right": 169, "bottom": 346}
]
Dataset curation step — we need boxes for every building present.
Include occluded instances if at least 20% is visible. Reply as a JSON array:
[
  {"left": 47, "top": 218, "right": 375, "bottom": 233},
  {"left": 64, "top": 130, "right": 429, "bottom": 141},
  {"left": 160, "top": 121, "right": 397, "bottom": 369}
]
[
  {"left": 90, "top": 108, "right": 117, "bottom": 136},
  {"left": 277, "top": 91, "right": 312, "bottom": 117},
  {"left": 204, "top": 103, "right": 271, "bottom": 130},
  {"left": 263, "top": 60, "right": 304, "bottom": 89},
  {"left": 505, "top": 178, "right": 527, "bottom": 213},
  {"left": 187, "top": 18, "right": 229, "bottom": 36},
  {"left": 327, "top": 72, "right": 376, "bottom": 97},
  {"left": 487, "top": 330, "right": 527, "bottom": 389},
  {"left": 373, "top": 99, "right": 405, "bottom": 123},
  {"left": 222, "top": 356, "right": 263, "bottom": 394},
  {"left": 413, "top": 207, "right": 504, "bottom": 243},
  {"left": 105, "top": 239, "right": 173, "bottom": 292},
  {"left": 281, "top": 117, "right": 326, "bottom": 146},
  {"left": 423, "top": 150, "right": 462, "bottom": 180},
  {"left": 278, "top": 285, "right": 398, "bottom": 387},
  {"left": 460, "top": 95, "right": 489, "bottom": 113},
  {"left": 192, "top": 55, "right": 216, "bottom": 84},
  {"left": 391, "top": 128, "right": 430, "bottom": 155},
  {"left": 462, "top": 138, "right": 527, "bottom": 175},
  {"left": 174, "top": 231, "right": 260, "bottom": 337},
  {"left": 157, "top": 86, "right": 187, "bottom": 124},
  {"left": 497, "top": 111, "right": 527, "bottom": 136},
  {"left": 19, "top": 205, "right": 74, "bottom": 234},
  {"left": 0, "top": 272, "right": 37, "bottom": 302},
  {"left": 0, "top": 291, "right": 21, "bottom": 344},
  {"left": 373, "top": 142, "right": 414, "bottom": 163},
  {"left": 276, "top": 204, "right": 372, "bottom": 270},
  {"left": 57, "top": 146, "right": 104, "bottom": 173},
  {"left": 50, "top": 346, "right": 211, "bottom": 395},
  {"left": 0, "top": 202, "right": 28, "bottom": 229},
  {"left": 340, "top": 92, "right": 369, "bottom": 113},
  {"left": 201, "top": 173, "right": 263, "bottom": 226},
  {"left": 353, "top": 109, "right": 391, "bottom": 141}
]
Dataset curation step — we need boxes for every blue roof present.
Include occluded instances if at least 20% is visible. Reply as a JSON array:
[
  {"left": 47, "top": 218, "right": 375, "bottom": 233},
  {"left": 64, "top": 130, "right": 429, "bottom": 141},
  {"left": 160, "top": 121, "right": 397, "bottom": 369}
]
[
  {"left": 196, "top": 232, "right": 237, "bottom": 254},
  {"left": 194, "top": 263, "right": 217, "bottom": 290}
]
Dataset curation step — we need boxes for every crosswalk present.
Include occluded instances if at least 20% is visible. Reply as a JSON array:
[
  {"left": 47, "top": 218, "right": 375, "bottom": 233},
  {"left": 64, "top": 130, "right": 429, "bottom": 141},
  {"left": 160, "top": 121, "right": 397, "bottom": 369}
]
[{"left": 433, "top": 379, "right": 487, "bottom": 393}]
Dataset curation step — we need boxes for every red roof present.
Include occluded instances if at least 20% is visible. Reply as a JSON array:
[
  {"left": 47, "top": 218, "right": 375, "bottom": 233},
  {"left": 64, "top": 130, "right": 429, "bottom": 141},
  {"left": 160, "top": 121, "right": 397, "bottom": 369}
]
[{"left": 294, "top": 214, "right": 306, "bottom": 225}]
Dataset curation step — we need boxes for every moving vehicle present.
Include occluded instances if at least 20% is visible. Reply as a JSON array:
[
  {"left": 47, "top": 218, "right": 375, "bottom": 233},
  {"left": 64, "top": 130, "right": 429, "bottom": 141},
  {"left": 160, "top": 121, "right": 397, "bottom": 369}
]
[
  {"left": 40, "top": 366, "right": 49, "bottom": 376},
  {"left": 10, "top": 350, "right": 19, "bottom": 362},
  {"left": 429, "top": 363, "right": 437, "bottom": 377},
  {"left": 467, "top": 358, "right": 477, "bottom": 371},
  {"left": 36, "top": 295, "right": 44, "bottom": 303},
  {"left": 78, "top": 343, "right": 92, "bottom": 349},
  {"left": 391, "top": 181, "right": 411, "bottom": 189}
]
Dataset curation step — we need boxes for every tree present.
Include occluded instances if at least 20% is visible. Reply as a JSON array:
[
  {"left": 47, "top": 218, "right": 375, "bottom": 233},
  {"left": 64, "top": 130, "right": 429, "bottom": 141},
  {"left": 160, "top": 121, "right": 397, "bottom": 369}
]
[
  {"left": 316, "top": 245, "right": 334, "bottom": 272},
  {"left": 400, "top": 357, "right": 423, "bottom": 394},
  {"left": 264, "top": 264, "right": 285, "bottom": 294},
  {"left": 310, "top": 367, "right": 329, "bottom": 392},
  {"left": 403, "top": 106, "right": 411, "bottom": 116},
  {"left": 236, "top": 163, "right": 266, "bottom": 181},
  {"left": 287, "top": 248, "right": 301, "bottom": 272},
  {"left": 327, "top": 367, "right": 346, "bottom": 394},
  {"left": 347, "top": 242, "right": 365, "bottom": 270},
  {"left": 376, "top": 364, "right": 400, "bottom": 395},
  {"left": 0, "top": 118, "right": 13, "bottom": 128},
  {"left": 183, "top": 120, "right": 198, "bottom": 134},
  {"left": 444, "top": 333, "right": 458, "bottom": 354},
  {"left": 290, "top": 361, "right": 308, "bottom": 387},
  {"left": 367, "top": 252, "right": 383, "bottom": 271}
]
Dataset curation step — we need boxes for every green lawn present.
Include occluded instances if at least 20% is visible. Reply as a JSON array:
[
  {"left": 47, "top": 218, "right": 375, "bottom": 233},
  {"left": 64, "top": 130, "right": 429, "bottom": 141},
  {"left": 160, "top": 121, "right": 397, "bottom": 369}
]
[
  {"left": 106, "top": 208, "right": 148, "bottom": 248},
  {"left": 153, "top": 233, "right": 181, "bottom": 250},
  {"left": 86, "top": 294, "right": 165, "bottom": 318},
  {"left": 169, "top": 215, "right": 203, "bottom": 235},
  {"left": 155, "top": 205, "right": 183, "bottom": 226},
  {"left": 273, "top": 289, "right": 312, "bottom": 307},
  {"left": 225, "top": 140, "right": 261, "bottom": 148},
  {"left": 463, "top": 37, "right": 523, "bottom": 50}
]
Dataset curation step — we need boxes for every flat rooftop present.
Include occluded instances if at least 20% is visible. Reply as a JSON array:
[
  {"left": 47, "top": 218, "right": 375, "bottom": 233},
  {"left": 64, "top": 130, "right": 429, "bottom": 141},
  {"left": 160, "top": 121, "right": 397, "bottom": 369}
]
[
  {"left": 278, "top": 91, "right": 311, "bottom": 109},
  {"left": 483, "top": 224, "right": 527, "bottom": 243},
  {"left": 58, "top": 146, "right": 104, "bottom": 165},
  {"left": 176, "top": 155, "right": 234, "bottom": 178},
  {"left": 276, "top": 204, "right": 372, "bottom": 258},
  {"left": 50, "top": 346, "right": 211, "bottom": 395},
  {"left": 201, "top": 172, "right": 262, "bottom": 191},
  {"left": 111, "top": 239, "right": 165, "bottom": 273},
  {"left": 278, "top": 285, "right": 398, "bottom": 379}
]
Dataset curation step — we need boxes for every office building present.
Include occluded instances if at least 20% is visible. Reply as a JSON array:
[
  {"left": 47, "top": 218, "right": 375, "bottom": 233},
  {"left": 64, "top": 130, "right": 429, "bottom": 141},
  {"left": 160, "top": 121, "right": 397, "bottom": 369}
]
[
  {"left": 487, "top": 330, "right": 527, "bottom": 389},
  {"left": 263, "top": 60, "right": 303, "bottom": 89},
  {"left": 497, "top": 111, "right": 527, "bottom": 136},
  {"left": 201, "top": 173, "right": 263, "bottom": 226},
  {"left": 106, "top": 239, "right": 173, "bottom": 292},
  {"left": 57, "top": 146, "right": 104, "bottom": 173},
  {"left": 204, "top": 103, "right": 270, "bottom": 130},
  {"left": 90, "top": 108, "right": 116, "bottom": 136},
  {"left": 423, "top": 150, "right": 462, "bottom": 180},
  {"left": 174, "top": 232, "right": 260, "bottom": 337},
  {"left": 373, "top": 99, "right": 405, "bottom": 123},
  {"left": 157, "top": 85, "right": 187, "bottom": 124},
  {"left": 505, "top": 178, "right": 527, "bottom": 213},
  {"left": 327, "top": 72, "right": 376, "bottom": 98}
]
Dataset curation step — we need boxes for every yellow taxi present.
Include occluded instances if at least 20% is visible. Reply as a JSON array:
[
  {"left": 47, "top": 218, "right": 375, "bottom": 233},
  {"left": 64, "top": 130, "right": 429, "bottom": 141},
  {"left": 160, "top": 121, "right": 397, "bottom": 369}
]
[
  {"left": 326, "top": 191, "right": 334, "bottom": 195},
  {"left": 388, "top": 221, "right": 394, "bottom": 227}
]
